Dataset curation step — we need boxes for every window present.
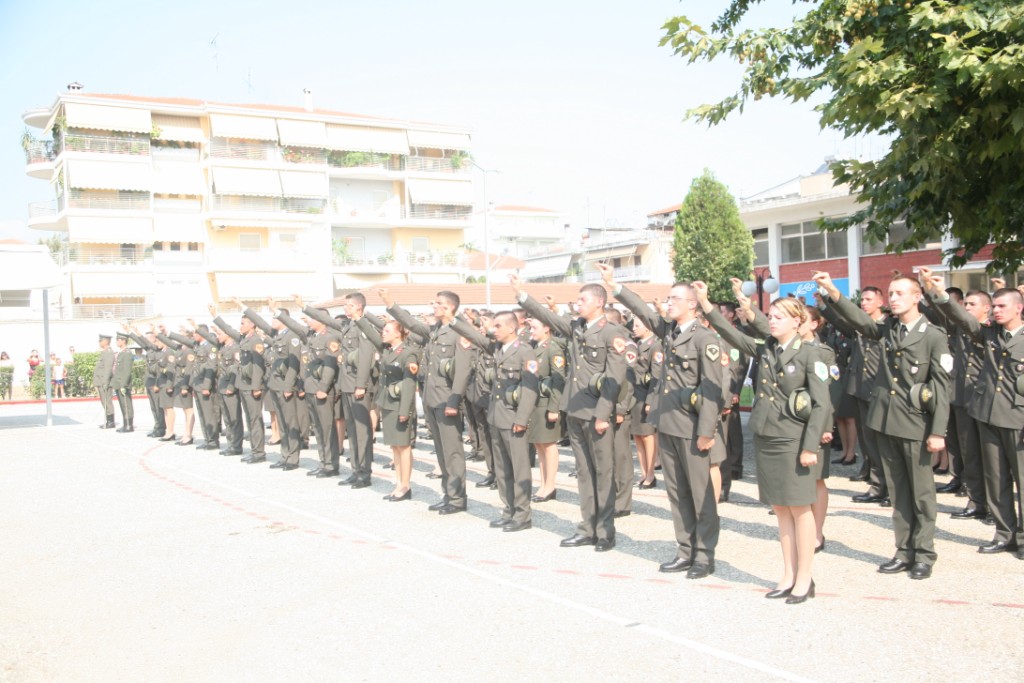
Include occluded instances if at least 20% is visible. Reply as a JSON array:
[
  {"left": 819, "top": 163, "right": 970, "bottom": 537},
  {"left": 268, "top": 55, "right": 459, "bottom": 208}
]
[
  {"left": 278, "top": 233, "right": 298, "bottom": 250},
  {"left": 0, "top": 290, "right": 30, "bottom": 307},
  {"left": 239, "top": 233, "right": 262, "bottom": 251},
  {"left": 861, "top": 220, "right": 943, "bottom": 255},
  {"left": 780, "top": 220, "right": 848, "bottom": 263},
  {"left": 751, "top": 227, "right": 769, "bottom": 267},
  {"left": 410, "top": 237, "right": 429, "bottom": 252}
]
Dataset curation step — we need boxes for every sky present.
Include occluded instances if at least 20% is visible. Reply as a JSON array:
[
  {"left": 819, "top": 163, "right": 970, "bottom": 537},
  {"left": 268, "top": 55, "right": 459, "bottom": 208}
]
[{"left": 0, "top": 0, "right": 886, "bottom": 243}]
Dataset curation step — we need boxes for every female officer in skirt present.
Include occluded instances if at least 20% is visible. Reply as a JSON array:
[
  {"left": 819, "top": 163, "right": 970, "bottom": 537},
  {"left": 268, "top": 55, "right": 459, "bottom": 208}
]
[{"left": 526, "top": 318, "right": 566, "bottom": 502}]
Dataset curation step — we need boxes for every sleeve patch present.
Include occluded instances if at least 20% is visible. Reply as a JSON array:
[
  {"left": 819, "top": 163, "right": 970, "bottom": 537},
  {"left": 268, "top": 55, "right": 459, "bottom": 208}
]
[
  {"left": 611, "top": 337, "right": 627, "bottom": 354},
  {"left": 829, "top": 365, "right": 840, "bottom": 381},
  {"left": 729, "top": 348, "right": 739, "bottom": 362},
  {"left": 459, "top": 337, "right": 473, "bottom": 350},
  {"left": 940, "top": 353, "right": 953, "bottom": 373},
  {"left": 187, "top": 354, "right": 195, "bottom": 363},
  {"left": 525, "top": 359, "right": 539, "bottom": 374},
  {"left": 705, "top": 344, "right": 720, "bottom": 362},
  {"left": 254, "top": 343, "right": 265, "bottom": 354},
  {"left": 814, "top": 361, "right": 829, "bottom": 382},
  {"left": 552, "top": 355, "right": 565, "bottom": 369},
  {"left": 408, "top": 361, "right": 419, "bottom": 374},
  {"left": 291, "top": 338, "right": 301, "bottom": 347},
  {"left": 720, "top": 353, "right": 730, "bottom": 367},
  {"left": 328, "top": 340, "right": 340, "bottom": 353}
]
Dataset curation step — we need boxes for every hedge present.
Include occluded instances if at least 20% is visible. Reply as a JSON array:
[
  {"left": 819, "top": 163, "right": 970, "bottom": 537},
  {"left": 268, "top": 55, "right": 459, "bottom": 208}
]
[{"left": 27, "top": 352, "right": 146, "bottom": 400}]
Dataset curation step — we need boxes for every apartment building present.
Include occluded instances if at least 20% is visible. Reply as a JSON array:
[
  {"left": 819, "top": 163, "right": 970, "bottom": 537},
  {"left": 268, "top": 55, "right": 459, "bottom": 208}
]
[{"left": 22, "top": 88, "right": 475, "bottom": 318}]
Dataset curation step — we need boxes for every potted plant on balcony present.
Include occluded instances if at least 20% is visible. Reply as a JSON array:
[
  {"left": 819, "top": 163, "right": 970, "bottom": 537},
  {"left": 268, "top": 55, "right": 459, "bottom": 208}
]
[
  {"left": 376, "top": 252, "right": 394, "bottom": 265},
  {"left": 449, "top": 150, "right": 470, "bottom": 170},
  {"left": 332, "top": 238, "right": 351, "bottom": 265}
]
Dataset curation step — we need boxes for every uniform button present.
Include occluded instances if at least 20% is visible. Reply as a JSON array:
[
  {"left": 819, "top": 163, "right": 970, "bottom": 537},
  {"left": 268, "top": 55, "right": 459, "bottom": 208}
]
[
  {"left": 996, "top": 387, "right": 1002, "bottom": 392},
  {"left": 769, "top": 396, "right": 775, "bottom": 401},
  {"left": 758, "top": 393, "right": 764, "bottom": 398},
  {"left": 890, "top": 390, "right": 896, "bottom": 395},
  {"left": 761, "top": 379, "right": 767, "bottom": 384}
]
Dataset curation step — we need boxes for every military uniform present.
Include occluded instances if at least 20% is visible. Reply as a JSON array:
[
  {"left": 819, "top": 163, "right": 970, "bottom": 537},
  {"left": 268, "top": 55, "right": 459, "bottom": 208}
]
[
  {"left": 519, "top": 293, "right": 628, "bottom": 547},
  {"left": 612, "top": 339, "right": 637, "bottom": 516},
  {"left": 192, "top": 329, "right": 222, "bottom": 450},
  {"left": 303, "top": 326, "right": 342, "bottom": 474},
  {"left": 527, "top": 337, "right": 566, "bottom": 444},
  {"left": 337, "top": 316, "right": 379, "bottom": 486},
  {"left": 718, "top": 328, "right": 749, "bottom": 492},
  {"left": 628, "top": 335, "right": 657, "bottom": 438},
  {"left": 615, "top": 286, "right": 725, "bottom": 568},
  {"left": 356, "top": 317, "right": 419, "bottom": 447},
  {"left": 830, "top": 294, "right": 951, "bottom": 568},
  {"left": 267, "top": 325, "right": 303, "bottom": 467},
  {"left": 389, "top": 304, "right": 472, "bottom": 510},
  {"left": 112, "top": 333, "right": 135, "bottom": 432},
  {"left": 127, "top": 331, "right": 165, "bottom": 437},
  {"left": 94, "top": 336, "right": 115, "bottom": 428},
  {"left": 236, "top": 329, "right": 267, "bottom": 462},
  {"left": 215, "top": 332, "right": 244, "bottom": 455}
]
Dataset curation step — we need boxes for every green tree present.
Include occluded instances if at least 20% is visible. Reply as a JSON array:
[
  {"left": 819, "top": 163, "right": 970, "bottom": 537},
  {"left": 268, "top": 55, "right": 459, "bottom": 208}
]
[
  {"left": 672, "top": 169, "right": 754, "bottom": 301},
  {"left": 661, "top": 1, "right": 1024, "bottom": 272}
]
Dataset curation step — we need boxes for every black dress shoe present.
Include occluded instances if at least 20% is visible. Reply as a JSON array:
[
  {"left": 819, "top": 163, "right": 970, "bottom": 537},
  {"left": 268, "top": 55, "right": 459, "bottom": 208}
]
[
  {"left": 978, "top": 539, "right": 1017, "bottom": 554},
  {"left": 531, "top": 490, "right": 557, "bottom": 503},
  {"left": 686, "top": 561, "right": 715, "bottom": 579},
  {"left": 267, "top": 439, "right": 281, "bottom": 446},
  {"left": 437, "top": 504, "right": 466, "bottom": 515},
  {"left": 299, "top": 440, "right": 309, "bottom": 450},
  {"left": 951, "top": 505, "right": 987, "bottom": 520},
  {"left": 785, "top": 580, "right": 816, "bottom": 604},
  {"left": 307, "top": 467, "right": 323, "bottom": 477},
  {"left": 595, "top": 538, "right": 616, "bottom": 552},
  {"left": 982, "top": 513, "right": 995, "bottom": 526},
  {"left": 936, "top": 478, "right": 962, "bottom": 494},
  {"left": 242, "top": 456, "right": 266, "bottom": 464},
  {"left": 638, "top": 478, "right": 657, "bottom": 490},
  {"left": 351, "top": 480, "right": 371, "bottom": 490},
  {"left": 852, "top": 492, "right": 885, "bottom": 503},
  {"left": 568, "top": 469, "right": 577, "bottom": 478},
  {"left": 198, "top": 442, "right": 220, "bottom": 451},
  {"left": 659, "top": 557, "right": 694, "bottom": 573},
  {"left": 560, "top": 533, "right": 596, "bottom": 547},
  {"left": 879, "top": 497, "right": 891, "bottom": 507},
  {"left": 848, "top": 473, "right": 869, "bottom": 482},
  {"left": 909, "top": 563, "right": 932, "bottom": 580},
  {"left": 384, "top": 462, "right": 395, "bottom": 470},
  {"left": 475, "top": 474, "right": 495, "bottom": 488},
  {"left": 281, "top": 463, "right": 299, "bottom": 471},
  {"left": 765, "top": 586, "right": 793, "bottom": 599},
  {"left": 314, "top": 469, "right": 338, "bottom": 478},
  {"left": 386, "top": 490, "right": 411, "bottom": 502},
  {"left": 269, "top": 461, "right": 286, "bottom": 469},
  {"left": 425, "top": 472, "right": 443, "bottom": 480},
  {"left": 718, "top": 491, "right": 729, "bottom": 503},
  {"left": 158, "top": 434, "right": 177, "bottom": 442},
  {"left": 613, "top": 510, "right": 631, "bottom": 519},
  {"left": 339, "top": 474, "right": 358, "bottom": 485},
  {"left": 1016, "top": 548, "right": 1024, "bottom": 561},
  {"left": 221, "top": 448, "right": 243, "bottom": 456},
  {"left": 878, "top": 558, "right": 910, "bottom": 574},
  {"left": 831, "top": 456, "right": 856, "bottom": 465},
  {"left": 933, "top": 466, "right": 949, "bottom": 475},
  {"left": 489, "top": 518, "right": 513, "bottom": 528},
  {"left": 428, "top": 500, "right": 449, "bottom": 511},
  {"left": 503, "top": 520, "right": 532, "bottom": 533}
]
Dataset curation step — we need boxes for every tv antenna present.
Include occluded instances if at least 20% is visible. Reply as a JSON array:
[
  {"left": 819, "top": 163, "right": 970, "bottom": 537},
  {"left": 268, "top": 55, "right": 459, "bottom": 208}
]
[{"left": 209, "top": 33, "right": 219, "bottom": 72}]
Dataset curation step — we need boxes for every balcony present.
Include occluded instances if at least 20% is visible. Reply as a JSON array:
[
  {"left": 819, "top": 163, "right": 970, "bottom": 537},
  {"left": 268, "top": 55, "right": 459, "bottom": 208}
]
[
  {"left": 329, "top": 198, "right": 404, "bottom": 228},
  {"left": 28, "top": 200, "right": 60, "bottom": 230},
  {"left": 57, "top": 246, "right": 151, "bottom": 268},
  {"left": 210, "top": 195, "right": 325, "bottom": 215},
  {"left": 406, "top": 156, "right": 471, "bottom": 175},
  {"left": 209, "top": 139, "right": 273, "bottom": 162},
  {"left": 282, "top": 147, "right": 328, "bottom": 166},
  {"left": 24, "top": 141, "right": 57, "bottom": 178},
  {"left": 327, "top": 151, "right": 404, "bottom": 176},
  {"left": 64, "top": 133, "right": 150, "bottom": 156},
  {"left": 406, "top": 204, "right": 472, "bottom": 225},
  {"left": 67, "top": 190, "right": 150, "bottom": 211},
  {"left": 206, "top": 248, "right": 314, "bottom": 272},
  {"left": 68, "top": 303, "right": 152, "bottom": 320},
  {"left": 333, "top": 250, "right": 465, "bottom": 272},
  {"left": 583, "top": 265, "right": 652, "bottom": 283}
]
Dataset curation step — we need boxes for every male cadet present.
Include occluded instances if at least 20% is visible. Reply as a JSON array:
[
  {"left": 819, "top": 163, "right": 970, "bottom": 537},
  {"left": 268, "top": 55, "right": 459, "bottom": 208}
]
[
  {"left": 814, "top": 271, "right": 950, "bottom": 579},
  {"left": 511, "top": 273, "right": 628, "bottom": 552},
  {"left": 923, "top": 268, "right": 1024, "bottom": 560},
  {"left": 334, "top": 293, "right": 377, "bottom": 489},
  {"left": 209, "top": 307, "right": 244, "bottom": 456},
  {"left": 252, "top": 299, "right": 303, "bottom": 471},
  {"left": 95, "top": 333, "right": 116, "bottom": 429},
  {"left": 599, "top": 264, "right": 726, "bottom": 577},
  {"left": 111, "top": 332, "right": 135, "bottom": 432},
  {"left": 819, "top": 285, "right": 890, "bottom": 504},
  {"left": 454, "top": 311, "right": 539, "bottom": 531},
  {"left": 716, "top": 301, "right": 749, "bottom": 500},
  {"left": 125, "top": 325, "right": 165, "bottom": 438},
  {"left": 463, "top": 310, "right": 497, "bottom": 488},
  {"left": 382, "top": 288, "right": 472, "bottom": 515},
  {"left": 190, "top": 324, "right": 223, "bottom": 451},
  {"left": 233, "top": 305, "right": 268, "bottom": 464}
]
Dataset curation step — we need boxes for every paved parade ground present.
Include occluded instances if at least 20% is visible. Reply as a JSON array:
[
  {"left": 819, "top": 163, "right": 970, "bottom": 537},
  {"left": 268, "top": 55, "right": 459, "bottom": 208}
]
[{"left": 1, "top": 398, "right": 1022, "bottom": 682}]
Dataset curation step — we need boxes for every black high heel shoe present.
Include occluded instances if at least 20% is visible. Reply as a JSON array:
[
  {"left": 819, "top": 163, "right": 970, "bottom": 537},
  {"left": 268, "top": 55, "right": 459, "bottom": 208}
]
[
  {"left": 638, "top": 477, "right": 657, "bottom": 489},
  {"left": 815, "top": 537, "right": 826, "bottom": 553},
  {"left": 158, "top": 434, "right": 176, "bottom": 442},
  {"left": 765, "top": 586, "right": 793, "bottom": 599},
  {"left": 175, "top": 438, "right": 194, "bottom": 446},
  {"left": 785, "top": 581, "right": 816, "bottom": 604},
  {"left": 386, "top": 490, "right": 411, "bottom": 502},
  {"left": 531, "top": 490, "right": 557, "bottom": 503}
]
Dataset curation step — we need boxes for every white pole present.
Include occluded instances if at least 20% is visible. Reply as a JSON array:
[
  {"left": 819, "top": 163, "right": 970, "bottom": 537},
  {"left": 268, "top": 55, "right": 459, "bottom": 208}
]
[
  {"left": 42, "top": 288, "right": 53, "bottom": 426},
  {"left": 483, "top": 175, "right": 491, "bottom": 308}
]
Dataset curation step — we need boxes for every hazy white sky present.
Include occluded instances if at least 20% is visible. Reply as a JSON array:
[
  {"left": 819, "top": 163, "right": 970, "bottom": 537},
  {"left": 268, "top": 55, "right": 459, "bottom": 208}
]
[{"left": 0, "top": 0, "right": 884, "bottom": 242}]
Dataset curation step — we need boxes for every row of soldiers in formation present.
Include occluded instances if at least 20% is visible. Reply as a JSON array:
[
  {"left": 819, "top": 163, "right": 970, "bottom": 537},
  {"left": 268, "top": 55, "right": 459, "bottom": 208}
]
[{"left": 88, "top": 267, "right": 1024, "bottom": 596}]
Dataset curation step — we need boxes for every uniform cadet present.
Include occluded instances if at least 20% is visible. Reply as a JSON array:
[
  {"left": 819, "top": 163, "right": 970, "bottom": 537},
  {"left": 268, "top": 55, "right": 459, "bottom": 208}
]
[
  {"left": 232, "top": 308, "right": 268, "bottom": 464},
  {"left": 126, "top": 326, "right": 165, "bottom": 438},
  {"left": 246, "top": 301, "right": 302, "bottom": 471},
  {"left": 210, "top": 310, "right": 244, "bottom": 456},
  {"left": 926, "top": 287, "right": 991, "bottom": 517},
  {"left": 94, "top": 333, "right": 116, "bottom": 429},
  {"left": 629, "top": 315, "right": 659, "bottom": 490},
  {"left": 820, "top": 286, "right": 890, "bottom": 503},
  {"left": 332, "top": 293, "right": 378, "bottom": 489},
  {"left": 817, "top": 293, "right": 858, "bottom": 468},
  {"left": 604, "top": 306, "right": 635, "bottom": 519},
  {"left": 601, "top": 265, "right": 725, "bottom": 577},
  {"left": 454, "top": 312, "right": 539, "bottom": 532},
  {"left": 527, "top": 316, "right": 566, "bottom": 502},
  {"left": 154, "top": 328, "right": 179, "bottom": 441},
  {"left": 111, "top": 332, "right": 135, "bottom": 433},
  {"left": 464, "top": 311, "right": 497, "bottom": 488},
  {"left": 815, "top": 271, "right": 950, "bottom": 579},
  {"left": 166, "top": 330, "right": 198, "bottom": 446},
  {"left": 191, "top": 325, "right": 223, "bottom": 451},
  {"left": 923, "top": 268, "right": 1024, "bottom": 560},
  {"left": 289, "top": 307, "right": 342, "bottom": 477},
  {"left": 716, "top": 301, "right": 749, "bottom": 502},
  {"left": 356, "top": 315, "right": 418, "bottom": 501},
  {"left": 512, "top": 274, "right": 628, "bottom": 552},
  {"left": 382, "top": 288, "right": 472, "bottom": 515}
]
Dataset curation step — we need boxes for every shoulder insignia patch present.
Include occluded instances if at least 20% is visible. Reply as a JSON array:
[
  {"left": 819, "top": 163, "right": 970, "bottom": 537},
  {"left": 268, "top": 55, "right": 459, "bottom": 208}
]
[
  {"left": 187, "top": 353, "right": 195, "bottom": 363},
  {"left": 552, "top": 355, "right": 565, "bottom": 369},
  {"left": 254, "top": 343, "right": 265, "bottom": 354},
  {"left": 793, "top": 338, "right": 802, "bottom": 350},
  {"left": 408, "top": 361, "right": 419, "bottom": 374},
  {"left": 940, "top": 353, "right": 954, "bottom": 373},
  {"left": 459, "top": 337, "right": 473, "bottom": 350},
  {"left": 525, "top": 359, "right": 539, "bottom": 374},
  {"left": 829, "top": 365, "right": 841, "bottom": 381},
  {"left": 210, "top": 351, "right": 217, "bottom": 359},
  {"left": 291, "top": 338, "right": 301, "bottom": 347},
  {"left": 612, "top": 337, "right": 627, "bottom": 354},
  {"left": 730, "top": 348, "right": 739, "bottom": 362},
  {"left": 301, "top": 355, "right": 309, "bottom": 364},
  {"left": 337, "top": 354, "right": 344, "bottom": 364},
  {"left": 705, "top": 344, "right": 720, "bottom": 362},
  {"left": 328, "top": 340, "right": 340, "bottom": 353},
  {"left": 167, "top": 355, "right": 175, "bottom": 363},
  {"left": 720, "top": 353, "right": 730, "bottom": 367},
  {"left": 625, "top": 350, "right": 637, "bottom": 365},
  {"left": 653, "top": 351, "right": 664, "bottom": 364},
  {"left": 814, "top": 361, "right": 829, "bottom": 382}
]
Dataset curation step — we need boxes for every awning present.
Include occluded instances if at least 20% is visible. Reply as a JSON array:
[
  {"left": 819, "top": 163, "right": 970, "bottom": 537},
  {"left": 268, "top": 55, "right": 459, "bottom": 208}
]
[
  {"left": 65, "top": 102, "right": 152, "bottom": 134},
  {"left": 521, "top": 253, "right": 572, "bottom": 279},
  {"left": 333, "top": 273, "right": 407, "bottom": 288},
  {"left": 280, "top": 170, "right": 327, "bottom": 198},
  {"left": 326, "top": 125, "right": 410, "bottom": 154},
  {"left": 151, "top": 161, "right": 206, "bottom": 195},
  {"left": 211, "top": 167, "right": 281, "bottom": 196},
  {"left": 216, "top": 272, "right": 317, "bottom": 299},
  {"left": 153, "top": 214, "right": 208, "bottom": 243},
  {"left": 73, "top": 272, "right": 155, "bottom": 297},
  {"left": 65, "top": 158, "right": 152, "bottom": 192},
  {"left": 67, "top": 216, "right": 154, "bottom": 243},
  {"left": 0, "top": 245, "right": 61, "bottom": 289},
  {"left": 583, "top": 247, "right": 638, "bottom": 260},
  {"left": 277, "top": 119, "right": 328, "bottom": 148},
  {"left": 209, "top": 114, "right": 279, "bottom": 141},
  {"left": 407, "top": 178, "right": 475, "bottom": 206},
  {"left": 407, "top": 130, "right": 471, "bottom": 151},
  {"left": 151, "top": 115, "right": 205, "bottom": 143}
]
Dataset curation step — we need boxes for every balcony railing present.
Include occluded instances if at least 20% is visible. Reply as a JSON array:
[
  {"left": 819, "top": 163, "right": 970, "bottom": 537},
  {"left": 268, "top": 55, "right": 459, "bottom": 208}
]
[
  {"left": 282, "top": 147, "right": 328, "bottom": 165},
  {"left": 333, "top": 250, "right": 465, "bottom": 269},
  {"left": 327, "top": 151, "right": 404, "bottom": 172},
  {"left": 583, "top": 265, "right": 652, "bottom": 282},
  {"left": 64, "top": 134, "right": 150, "bottom": 156},
  {"left": 209, "top": 139, "right": 273, "bottom": 161},
  {"left": 67, "top": 190, "right": 150, "bottom": 211},
  {"left": 29, "top": 201, "right": 57, "bottom": 219},
  {"left": 57, "top": 247, "right": 149, "bottom": 267},
  {"left": 585, "top": 229, "right": 658, "bottom": 251},
  {"left": 406, "top": 156, "right": 472, "bottom": 174},
  {"left": 211, "top": 195, "right": 325, "bottom": 214},
  {"left": 206, "top": 248, "right": 312, "bottom": 271},
  {"left": 24, "top": 141, "right": 57, "bottom": 164},
  {"left": 329, "top": 198, "right": 404, "bottom": 222},
  {"left": 68, "top": 303, "right": 152, "bottom": 320},
  {"left": 407, "top": 205, "right": 472, "bottom": 221},
  {"left": 151, "top": 145, "right": 201, "bottom": 162}
]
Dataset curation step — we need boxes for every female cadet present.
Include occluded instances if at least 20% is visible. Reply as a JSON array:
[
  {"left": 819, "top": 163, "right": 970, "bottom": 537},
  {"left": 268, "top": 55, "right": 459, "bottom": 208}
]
[
  {"left": 527, "top": 317, "right": 566, "bottom": 502},
  {"left": 630, "top": 315, "right": 659, "bottom": 489},
  {"left": 359, "top": 316, "right": 419, "bottom": 502},
  {"left": 694, "top": 282, "right": 830, "bottom": 604}
]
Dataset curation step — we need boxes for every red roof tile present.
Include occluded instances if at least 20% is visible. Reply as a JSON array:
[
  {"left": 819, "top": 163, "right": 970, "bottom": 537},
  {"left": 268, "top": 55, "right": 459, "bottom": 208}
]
[{"left": 647, "top": 203, "right": 681, "bottom": 217}]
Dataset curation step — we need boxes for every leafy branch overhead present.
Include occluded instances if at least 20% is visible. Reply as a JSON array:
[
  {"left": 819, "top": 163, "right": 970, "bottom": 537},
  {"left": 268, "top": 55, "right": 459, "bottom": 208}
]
[{"left": 661, "top": 0, "right": 1024, "bottom": 272}]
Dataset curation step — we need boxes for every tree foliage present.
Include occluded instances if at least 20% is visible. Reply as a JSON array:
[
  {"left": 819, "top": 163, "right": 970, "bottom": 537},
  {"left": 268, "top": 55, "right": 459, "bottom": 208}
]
[
  {"left": 661, "top": 0, "right": 1024, "bottom": 272},
  {"left": 672, "top": 170, "right": 754, "bottom": 301}
]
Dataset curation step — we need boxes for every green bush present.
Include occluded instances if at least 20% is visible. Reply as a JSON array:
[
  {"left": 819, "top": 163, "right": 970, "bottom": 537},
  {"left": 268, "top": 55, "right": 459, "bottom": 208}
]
[
  {"left": 27, "top": 352, "right": 145, "bottom": 399},
  {"left": 0, "top": 366, "right": 13, "bottom": 400}
]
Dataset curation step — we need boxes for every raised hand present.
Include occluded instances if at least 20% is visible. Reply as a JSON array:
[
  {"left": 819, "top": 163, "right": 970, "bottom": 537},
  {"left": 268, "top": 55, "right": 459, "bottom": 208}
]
[
  {"left": 292, "top": 293, "right": 304, "bottom": 309},
  {"left": 811, "top": 271, "right": 839, "bottom": 300},
  {"left": 207, "top": 303, "right": 217, "bottom": 317},
  {"left": 376, "top": 288, "right": 393, "bottom": 308},
  {"left": 595, "top": 262, "right": 615, "bottom": 286},
  {"left": 508, "top": 273, "right": 522, "bottom": 298}
]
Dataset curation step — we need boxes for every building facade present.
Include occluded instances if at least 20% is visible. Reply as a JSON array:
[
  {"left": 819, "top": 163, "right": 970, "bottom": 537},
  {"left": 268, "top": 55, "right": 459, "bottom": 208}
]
[{"left": 22, "top": 89, "right": 475, "bottom": 318}]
